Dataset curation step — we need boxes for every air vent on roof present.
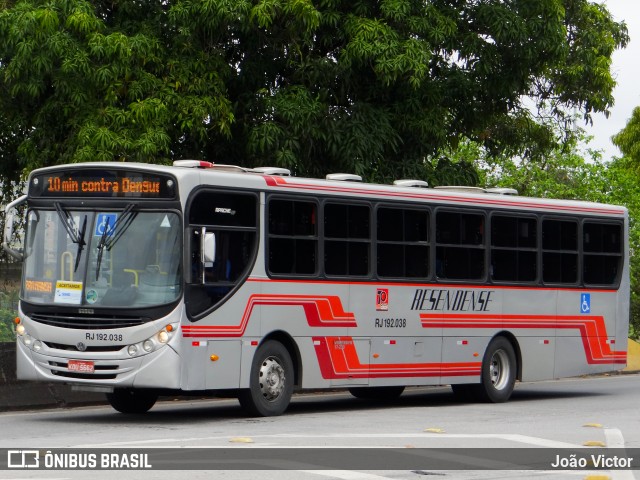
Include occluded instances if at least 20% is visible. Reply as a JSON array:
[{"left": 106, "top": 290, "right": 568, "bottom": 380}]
[
  {"left": 172, "top": 160, "right": 249, "bottom": 173},
  {"left": 251, "top": 167, "right": 291, "bottom": 176},
  {"left": 208, "top": 164, "right": 248, "bottom": 172},
  {"left": 173, "top": 160, "right": 214, "bottom": 169},
  {"left": 393, "top": 179, "right": 429, "bottom": 188},
  {"left": 434, "top": 186, "right": 484, "bottom": 193},
  {"left": 486, "top": 187, "right": 518, "bottom": 195},
  {"left": 434, "top": 186, "right": 518, "bottom": 195},
  {"left": 326, "top": 173, "right": 362, "bottom": 182}
]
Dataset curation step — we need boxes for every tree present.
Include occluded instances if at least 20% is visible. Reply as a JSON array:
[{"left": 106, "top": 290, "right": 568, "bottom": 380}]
[
  {"left": 0, "top": 0, "right": 629, "bottom": 183},
  {"left": 612, "top": 106, "right": 640, "bottom": 168}
]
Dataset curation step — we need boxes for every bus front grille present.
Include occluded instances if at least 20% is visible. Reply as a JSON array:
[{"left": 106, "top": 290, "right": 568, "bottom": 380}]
[
  {"left": 31, "top": 313, "right": 146, "bottom": 329},
  {"left": 49, "top": 361, "right": 119, "bottom": 380},
  {"left": 43, "top": 342, "right": 124, "bottom": 353}
]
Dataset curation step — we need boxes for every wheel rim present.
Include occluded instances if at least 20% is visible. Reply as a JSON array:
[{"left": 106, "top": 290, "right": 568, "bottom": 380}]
[
  {"left": 259, "top": 356, "right": 286, "bottom": 402},
  {"left": 489, "top": 349, "right": 511, "bottom": 391}
]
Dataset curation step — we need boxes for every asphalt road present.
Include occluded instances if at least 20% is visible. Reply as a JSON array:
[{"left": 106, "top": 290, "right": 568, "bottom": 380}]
[{"left": 1, "top": 373, "right": 639, "bottom": 480}]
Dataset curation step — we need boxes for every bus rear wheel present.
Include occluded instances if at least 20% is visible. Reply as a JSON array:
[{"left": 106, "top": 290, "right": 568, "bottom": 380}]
[
  {"left": 106, "top": 388, "right": 158, "bottom": 414},
  {"left": 452, "top": 336, "right": 516, "bottom": 403},
  {"left": 238, "top": 340, "right": 294, "bottom": 416}
]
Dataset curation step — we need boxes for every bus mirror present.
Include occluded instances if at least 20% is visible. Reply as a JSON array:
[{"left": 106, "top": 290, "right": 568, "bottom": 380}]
[
  {"left": 2, "top": 194, "right": 27, "bottom": 261},
  {"left": 200, "top": 228, "right": 216, "bottom": 272},
  {"left": 203, "top": 232, "right": 216, "bottom": 266},
  {"left": 199, "top": 229, "right": 216, "bottom": 284}
]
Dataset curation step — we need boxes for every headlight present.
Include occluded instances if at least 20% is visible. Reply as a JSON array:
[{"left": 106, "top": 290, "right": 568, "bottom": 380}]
[
  {"left": 143, "top": 340, "right": 154, "bottom": 353},
  {"left": 126, "top": 323, "right": 177, "bottom": 357},
  {"left": 16, "top": 324, "right": 25, "bottom": 336}
]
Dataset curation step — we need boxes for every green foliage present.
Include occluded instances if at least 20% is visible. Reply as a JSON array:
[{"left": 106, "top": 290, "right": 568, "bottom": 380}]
[
  {"left": 0, "top": 0, "right": 628, "bottom": 183},
  {"left": 0, "top": 308, "right": 16, "bottom": 342},
  {"left": 0, "top": 0, "right": 234, "bottom": 170},
  {"left": 612, "top": 107, "right": 640, "bottom": 167},
  {"left": 0, "top": 279, "right": 19, "bottom": 343}
]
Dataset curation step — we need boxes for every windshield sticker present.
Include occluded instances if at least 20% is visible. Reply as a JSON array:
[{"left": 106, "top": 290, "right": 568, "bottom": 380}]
[
  {"left": 54, "top": 281, "right": 83, "bottom": 304},
  {"left": 85, "top": 289, "right": 98, "bottom": 304}
]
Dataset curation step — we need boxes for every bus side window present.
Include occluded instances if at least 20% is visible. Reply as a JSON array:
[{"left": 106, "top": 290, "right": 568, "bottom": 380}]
[
  {"left": 268, "top": 198, "right": 318, "bottom": 276},
  {"left": 186, "top": 190, "right": 258, "bottom": 318},
  {"left": 435, "top": 211, "right": 485, "bottom": 280}
]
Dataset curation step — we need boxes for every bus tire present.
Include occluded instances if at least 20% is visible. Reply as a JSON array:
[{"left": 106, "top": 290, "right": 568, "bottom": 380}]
[
  {"left": 479, "top": 336, "right": 517, "bottom": 403},
  {"left": 106, "top": 388, "right": 158, "bottom": 414},
  {"left": 348, "top": 386, "right": 405, "bottom": 400},
  {"left": 452, "top": 337, "right": 516, "bottom": 403},
  {"left": 238, "top": 340, "right": 294, "bottom": 417}
]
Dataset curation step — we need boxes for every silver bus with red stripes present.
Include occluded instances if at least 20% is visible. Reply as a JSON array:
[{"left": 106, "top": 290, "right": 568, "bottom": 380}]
[{"left": 3, "top": 160, "right": 629, "bottom": 415}]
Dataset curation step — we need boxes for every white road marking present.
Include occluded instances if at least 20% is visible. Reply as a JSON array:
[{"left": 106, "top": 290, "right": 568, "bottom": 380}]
[
  {"left": 604, "top": 428, "right": 636, "bottom": 480},
  {"left": 301, "top": 472, "right": 392, "bottom": 480}
]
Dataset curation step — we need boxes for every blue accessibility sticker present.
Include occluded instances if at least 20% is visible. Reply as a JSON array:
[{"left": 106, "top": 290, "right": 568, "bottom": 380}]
[{"left": 580, "top": 293, "right": 591, "bottom": 314}]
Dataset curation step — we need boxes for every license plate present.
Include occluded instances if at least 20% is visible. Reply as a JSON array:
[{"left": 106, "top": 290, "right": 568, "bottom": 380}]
[{"left": 68, "top": 360, "right": 95, "bottom": 373}]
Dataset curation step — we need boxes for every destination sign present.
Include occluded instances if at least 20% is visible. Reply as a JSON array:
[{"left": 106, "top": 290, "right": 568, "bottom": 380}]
[{"left": 30, "top": 170, "right": 176, "bottom": 199}]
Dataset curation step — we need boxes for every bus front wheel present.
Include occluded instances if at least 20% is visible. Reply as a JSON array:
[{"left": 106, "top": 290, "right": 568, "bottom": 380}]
[
  {"left": 452, "top": 336, "right": 516, "bottom": 403},
  {"left": 238, "top": 340, "right": 294, "bottom": 416},
  {"left": 106, "top": 388, "right": 158, "bottom": 414}
]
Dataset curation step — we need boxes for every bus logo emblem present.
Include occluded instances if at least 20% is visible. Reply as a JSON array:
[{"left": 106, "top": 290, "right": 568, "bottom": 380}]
[
  {"left": 376, "top": 289, "right": 389, "bottom": 311},
  {"left": 581, "top": 293, "right": 591, "bottom": 314}
]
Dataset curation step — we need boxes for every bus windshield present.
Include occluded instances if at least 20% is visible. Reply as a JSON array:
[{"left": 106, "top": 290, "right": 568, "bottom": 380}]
[{"left": 22, "top": 207, "right": 182, "bottom": 308}]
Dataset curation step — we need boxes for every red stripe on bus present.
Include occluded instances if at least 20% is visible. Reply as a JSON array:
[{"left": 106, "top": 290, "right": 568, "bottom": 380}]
[
  {"left": 312, "top": 336, "right": 482, "bottom": 379},
  {"left": 181, "top": 294, "right": 356, "bottom": 337},
  {"left": 420, "top": 313, "right": 626, "bottom": 365}
]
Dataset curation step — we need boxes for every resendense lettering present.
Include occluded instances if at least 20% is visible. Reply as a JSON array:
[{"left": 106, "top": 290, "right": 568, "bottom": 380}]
[{"left": 410, "top": 289, "right": 493, "bottom": 312}]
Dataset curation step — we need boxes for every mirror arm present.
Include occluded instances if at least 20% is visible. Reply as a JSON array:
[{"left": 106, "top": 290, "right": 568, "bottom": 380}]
[{"left": 3, "top": 195, "right": 27, "bottom": 261}]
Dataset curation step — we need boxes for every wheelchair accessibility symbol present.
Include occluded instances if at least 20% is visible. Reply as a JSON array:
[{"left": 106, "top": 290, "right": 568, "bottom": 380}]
[
  {"left": 95, "top": 213, "right": 117, "bottom": 237},
  {"left": 580, "top": 293, "right": 591, "bottom": 314}
]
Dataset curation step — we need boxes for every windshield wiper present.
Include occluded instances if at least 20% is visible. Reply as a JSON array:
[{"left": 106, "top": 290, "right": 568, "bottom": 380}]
[
  {"left": 95, "top": 215, "right": 111, "bottom": 281},
  {"left": 54, "top": 203, "right": 87, "bottom": 272},
  {"left": 75, "top": 216, "right": 87, "bottom": 272},
  {"left": 54, "top": 202, "right": 81, "bottom": 243},
  {"left": 95, "top": 203, "right": 137, "bottom": 281}
]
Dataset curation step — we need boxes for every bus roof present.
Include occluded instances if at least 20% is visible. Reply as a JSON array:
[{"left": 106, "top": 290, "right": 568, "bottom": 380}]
[{"left": 29, "top": 161, "right": 627, "bottom": 217}]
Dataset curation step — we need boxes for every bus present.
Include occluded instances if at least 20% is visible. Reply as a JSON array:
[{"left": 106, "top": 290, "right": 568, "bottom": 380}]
[{"left": 2, "top": 161, "right": 629, "bottom": 416}]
